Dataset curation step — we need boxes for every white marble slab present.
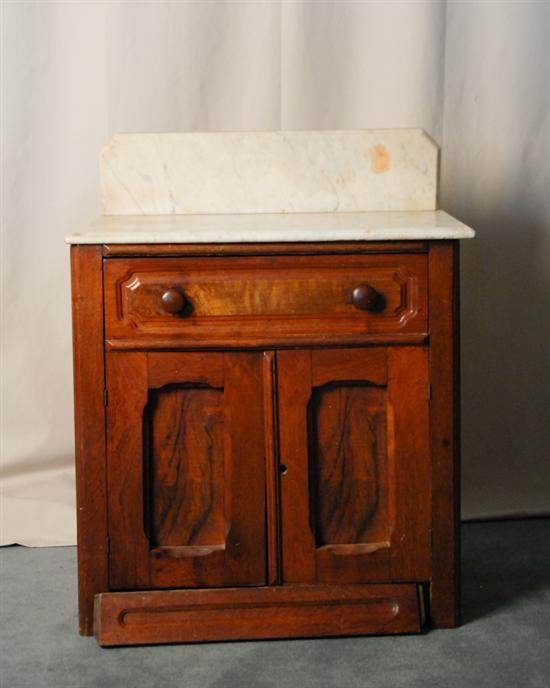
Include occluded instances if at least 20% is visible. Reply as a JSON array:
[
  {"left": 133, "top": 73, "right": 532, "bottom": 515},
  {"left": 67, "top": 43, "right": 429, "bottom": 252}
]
[
  {"left": 66, "top": 210, "right": 474, "bottom": 244},
  {"left": 100, "top": 130, "right": 438, "bottom": 215}
]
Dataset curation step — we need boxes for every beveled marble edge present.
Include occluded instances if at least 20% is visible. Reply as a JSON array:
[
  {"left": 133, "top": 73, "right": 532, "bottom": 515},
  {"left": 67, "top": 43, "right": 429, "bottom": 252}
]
[{"left": 65, "top": 210, "right": 475, "bottom": 244}]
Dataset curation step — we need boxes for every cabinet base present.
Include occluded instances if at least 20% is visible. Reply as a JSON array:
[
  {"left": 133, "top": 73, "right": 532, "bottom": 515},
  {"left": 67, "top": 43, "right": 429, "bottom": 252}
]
[{"left": 94, "top": 583, "right": 422, "bottom": 646}]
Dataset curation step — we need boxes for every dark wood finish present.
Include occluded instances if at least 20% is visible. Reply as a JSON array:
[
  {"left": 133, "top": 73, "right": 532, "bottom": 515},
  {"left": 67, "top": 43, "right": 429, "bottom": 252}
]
[
  {"left": 428, "top": 241, "right": 460, "bottom": 627},
  {"left": 160, "top": 287, "right": 186, "bottom": 314},
  {"left": 278, "top": 347, "right": 431, "bottom": 585},
  {"left": 69, "top": 238, "right": 463, "bottom": 645},
  {"left": 351, "top": 283, "right": 378, "bottom": 311},
  {"left": 70, "top": 245, "right": 108, "bottom": 636},
  {"left": 313, "top": 385, "right": 388, "bottom": 545},
  {"left": 94, "top": 583, "right": 422, "bottom": 646},
  {"left": 102, "top": 241, "right": 427, "bottom": 257},
  {"left": 105, "top": 351, "right": 266, "bottom": 590},
  {"left": 148, "top": 386, "right": 225, "bottom": 548},
  {"left": 263, "top": 351, "right": 281, "bottom": 585},
  {"left": 276, "top": 350, "right": 317, "bottom": 583},
  {"left": 103, "top": 253, "right": 428, "bottom": 348},
  {"left": 106, "top": 332, "right": 428, "bottom": 351}
]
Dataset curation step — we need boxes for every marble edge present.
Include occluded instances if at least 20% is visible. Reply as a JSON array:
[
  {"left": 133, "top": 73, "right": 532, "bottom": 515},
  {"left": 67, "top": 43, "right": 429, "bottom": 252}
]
[
  {"left": 102, "top": 127, "right": 436, "bottom": 145},
  {"left": 65, "top": 211, "right": 475, "bottom": 244}
]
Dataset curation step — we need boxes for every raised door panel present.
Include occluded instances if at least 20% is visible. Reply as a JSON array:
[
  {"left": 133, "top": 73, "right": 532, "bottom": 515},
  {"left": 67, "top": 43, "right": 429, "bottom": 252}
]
[
  {"left": 312, "top": 383, "right": 390, "bottom": 549},
  {"left": 278, "top": 347, "right": 431, "bottom": 584},
  {"left": 145, "top": 385, "right": 225, "bottom": 551},
  {"left": 106, "top": 351, "right": 266, "bottom": 590}
]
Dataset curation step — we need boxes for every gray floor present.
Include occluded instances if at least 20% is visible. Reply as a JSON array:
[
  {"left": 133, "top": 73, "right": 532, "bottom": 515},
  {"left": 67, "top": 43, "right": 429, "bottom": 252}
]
[{"left": 1, "top": 519, "right": 549, "bottom": 688}]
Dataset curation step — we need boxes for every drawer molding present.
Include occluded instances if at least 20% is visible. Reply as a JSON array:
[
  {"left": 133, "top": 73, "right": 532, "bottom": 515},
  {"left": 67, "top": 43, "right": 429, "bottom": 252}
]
[{"left": 104, "top": 254, "right": 428, "bottom": 348}]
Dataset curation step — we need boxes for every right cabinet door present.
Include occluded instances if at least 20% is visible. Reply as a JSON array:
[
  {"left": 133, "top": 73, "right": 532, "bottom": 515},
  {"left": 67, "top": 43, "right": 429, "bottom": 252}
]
[{"left": 277, "top": 347, "right": 431, "bottom": 584}]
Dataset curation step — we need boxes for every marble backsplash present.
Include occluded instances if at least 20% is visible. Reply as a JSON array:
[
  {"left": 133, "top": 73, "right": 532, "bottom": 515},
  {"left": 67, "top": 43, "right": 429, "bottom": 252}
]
[{"left": 100, "top": 129, "right": 438, "bottom": 215}]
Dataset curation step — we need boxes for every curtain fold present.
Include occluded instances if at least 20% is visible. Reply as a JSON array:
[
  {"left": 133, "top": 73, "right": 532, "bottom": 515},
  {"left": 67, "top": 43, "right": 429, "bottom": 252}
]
[{"left": 2, "top": 0, "right": 549, "bottom": 546}]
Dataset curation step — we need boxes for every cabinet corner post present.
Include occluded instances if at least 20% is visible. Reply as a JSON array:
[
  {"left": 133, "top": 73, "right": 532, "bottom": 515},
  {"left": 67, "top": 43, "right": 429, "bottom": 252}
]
[
  {"left": 71, "top": 245, "right": 108, "bottom": 635},
  {"left": 428, "top": 241, "right": 461, "bottom": 628}
]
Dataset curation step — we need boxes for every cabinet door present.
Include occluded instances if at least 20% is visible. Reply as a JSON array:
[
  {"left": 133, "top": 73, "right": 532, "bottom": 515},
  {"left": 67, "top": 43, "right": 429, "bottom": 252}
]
[
  {"left": 106, "top": 351, "right": 266, "bottom": 589},
  {"left": 277, "top": 347, "right": 431, "bottom": 584}
]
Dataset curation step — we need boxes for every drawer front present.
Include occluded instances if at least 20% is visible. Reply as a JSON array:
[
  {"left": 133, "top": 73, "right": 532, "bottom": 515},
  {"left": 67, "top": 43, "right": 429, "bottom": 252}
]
[{"left": 104, "top": 254, "right": 427, "bottom": 347}]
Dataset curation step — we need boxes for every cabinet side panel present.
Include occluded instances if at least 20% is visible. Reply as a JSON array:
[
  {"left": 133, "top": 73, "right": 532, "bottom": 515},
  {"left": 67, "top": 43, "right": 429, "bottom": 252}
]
[
  {"left": 428, "top": 241, "right": 460, "bottom": 627},
  {"left": 70, "top": 245, "right": 108, "bottom": 635}
]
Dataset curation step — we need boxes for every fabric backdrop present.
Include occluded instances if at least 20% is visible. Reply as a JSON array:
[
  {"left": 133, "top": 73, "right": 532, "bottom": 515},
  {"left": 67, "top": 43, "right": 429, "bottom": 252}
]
[{"left": 2, "top": 0, "right": 549, "bottom": 546}]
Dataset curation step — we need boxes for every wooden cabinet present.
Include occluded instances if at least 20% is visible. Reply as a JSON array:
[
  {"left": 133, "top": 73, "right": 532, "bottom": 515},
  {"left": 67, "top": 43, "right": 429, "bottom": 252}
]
[
  {"left": 106, "top": 351, "right": 266, "bottom": 590},
  {"left": 103, "top": 252, "right": 428, "bottom": 347},
  {"left": 277, "top": 347, "right": 431, "bottom": 586},
  {"left": 70, "top": 240, "right": 461, "bottom": 646}
]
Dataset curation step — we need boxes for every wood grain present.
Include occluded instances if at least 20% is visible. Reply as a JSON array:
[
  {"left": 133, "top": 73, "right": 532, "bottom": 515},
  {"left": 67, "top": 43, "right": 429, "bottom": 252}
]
[
  {"left": 106, "top": 332, "right": 428, "bottom": 351},
  {"left": 277, "top": 350, "right": 317, "bottom": 583},
  {"left": 311, "top": 348, "right": 387, "bottom": 387},
  {"left": 70, "top": 238, "right": 462, "bottom": 643},
  {"left": 278, "top": 347, "right": 431, "bottom": 585},
  {"left": 94, "top": 583, "right": 422, "bottom": 646},
  {"left": 387, "top": 347, "right": 431, "bottom": 581},
  {"left": 147, "top": 351, "right": 224, "bottom": 389},
  {"left": 103, "top": 253, "right": 428, "bottom": 347},
  {"left": 428, "top": 241, "right": 461, "bottom": 627},
  {"left": 105, "top": 351, "right": 267, "bottom": 590},
  {"left": 263, "top": 351, "right": 281, "bottom": 585},
  {"left": 106, "top": 351, "right": 151, "bottom": 589},
  {"left": 147, "top": 386, "right": 225, "bottom": 549},
  {"left": 102, "top": 241, "right": 427, "bottom": 258},
  {"left": 70, "top": 246, "right": 108, "bottom": 635},
  {"left": 312, "top": 385, "right": 388, "bottom": 546},
  {"left": 218, "top": 353, "right": 266, "bottom": 586}
]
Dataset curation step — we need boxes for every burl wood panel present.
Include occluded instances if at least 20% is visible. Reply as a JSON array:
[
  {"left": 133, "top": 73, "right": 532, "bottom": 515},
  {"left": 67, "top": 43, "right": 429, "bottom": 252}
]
[
  {"left": 106, "top": 351, "right": 266, "bottom": 590},
  {"left": 103, "top": 253, "right": 428, "bottom": 349},
  {"left": 70, "top": 246, "right": 108, "bottom": 635},
  {"left": 145, "top": 386, "right": 225, "bottom": 549},
  {"left": 94, "top": 583, "right": 422, "bottom": 646},
  {"left": 278, "top": 347, "right": 431, "bottom": 585},
  {"left": 311, "top": 385, "right": 389, "bottom": 548}
]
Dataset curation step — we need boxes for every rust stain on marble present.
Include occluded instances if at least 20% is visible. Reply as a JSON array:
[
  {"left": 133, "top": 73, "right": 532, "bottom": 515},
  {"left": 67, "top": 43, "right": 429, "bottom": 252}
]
[{"left": 369, "top": 145, "right": 391, "bottom": 173}]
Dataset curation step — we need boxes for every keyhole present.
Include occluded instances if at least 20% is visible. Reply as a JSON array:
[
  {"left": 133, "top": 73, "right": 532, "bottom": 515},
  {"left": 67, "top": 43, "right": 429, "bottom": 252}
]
[{"left": 279, "top": 464, "right": 288, "bottom": 475}]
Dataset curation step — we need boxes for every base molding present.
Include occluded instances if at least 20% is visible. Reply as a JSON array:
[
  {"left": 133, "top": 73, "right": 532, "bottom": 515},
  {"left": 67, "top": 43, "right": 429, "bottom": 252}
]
[{"left": 94, "top": 583, "right": 422, "bottom": 646}]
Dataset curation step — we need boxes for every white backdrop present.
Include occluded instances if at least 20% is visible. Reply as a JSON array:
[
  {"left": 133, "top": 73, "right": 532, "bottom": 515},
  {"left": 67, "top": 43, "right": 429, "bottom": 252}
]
[{"left": 2, "top": 0, "right": 549, "bottom": 546}]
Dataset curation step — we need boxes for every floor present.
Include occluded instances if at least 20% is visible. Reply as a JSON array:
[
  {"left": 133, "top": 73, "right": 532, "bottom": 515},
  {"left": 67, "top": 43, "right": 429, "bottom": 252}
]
[{"left": 1, "top": 519, "right": 549, "bottom": 688}]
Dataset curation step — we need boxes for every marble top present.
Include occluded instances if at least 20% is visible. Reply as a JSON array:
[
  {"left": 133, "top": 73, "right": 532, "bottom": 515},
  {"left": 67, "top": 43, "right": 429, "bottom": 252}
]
[
  {"left": 67, "top": 130, "right": 474, "bottom": 244},
  {"left": 66, "top": 210, "right": 474, "bottom": 244}
]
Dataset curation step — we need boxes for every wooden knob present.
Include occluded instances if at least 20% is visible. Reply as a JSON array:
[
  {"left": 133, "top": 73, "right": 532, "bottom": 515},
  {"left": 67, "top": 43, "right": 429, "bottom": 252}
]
[
  {"left": 161, "top": 288, "right": 186, "bottom": 314},
  {"left": 352, "top": 284, "right": 378, "bottom": 311}
]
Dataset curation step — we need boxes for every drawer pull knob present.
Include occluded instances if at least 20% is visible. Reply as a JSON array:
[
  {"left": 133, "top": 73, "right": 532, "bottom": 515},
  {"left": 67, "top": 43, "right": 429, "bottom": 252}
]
[
  {"left": 161, "top": 288, "right": 186, "bottom": 314},
  {"left": 352, "top": 284, "right": 378, "bottom": 311}
]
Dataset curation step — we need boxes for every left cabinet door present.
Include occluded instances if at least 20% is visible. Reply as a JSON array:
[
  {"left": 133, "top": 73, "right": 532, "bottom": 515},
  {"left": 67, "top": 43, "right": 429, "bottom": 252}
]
[{"left": 105, "top": 351, "right": 266, "bottom": 590}]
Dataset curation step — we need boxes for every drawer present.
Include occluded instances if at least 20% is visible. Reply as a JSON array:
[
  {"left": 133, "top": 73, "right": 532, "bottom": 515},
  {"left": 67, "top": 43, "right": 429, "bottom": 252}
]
[{"left": 104, "top": 254, "right": 427, "bottom": 348}]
